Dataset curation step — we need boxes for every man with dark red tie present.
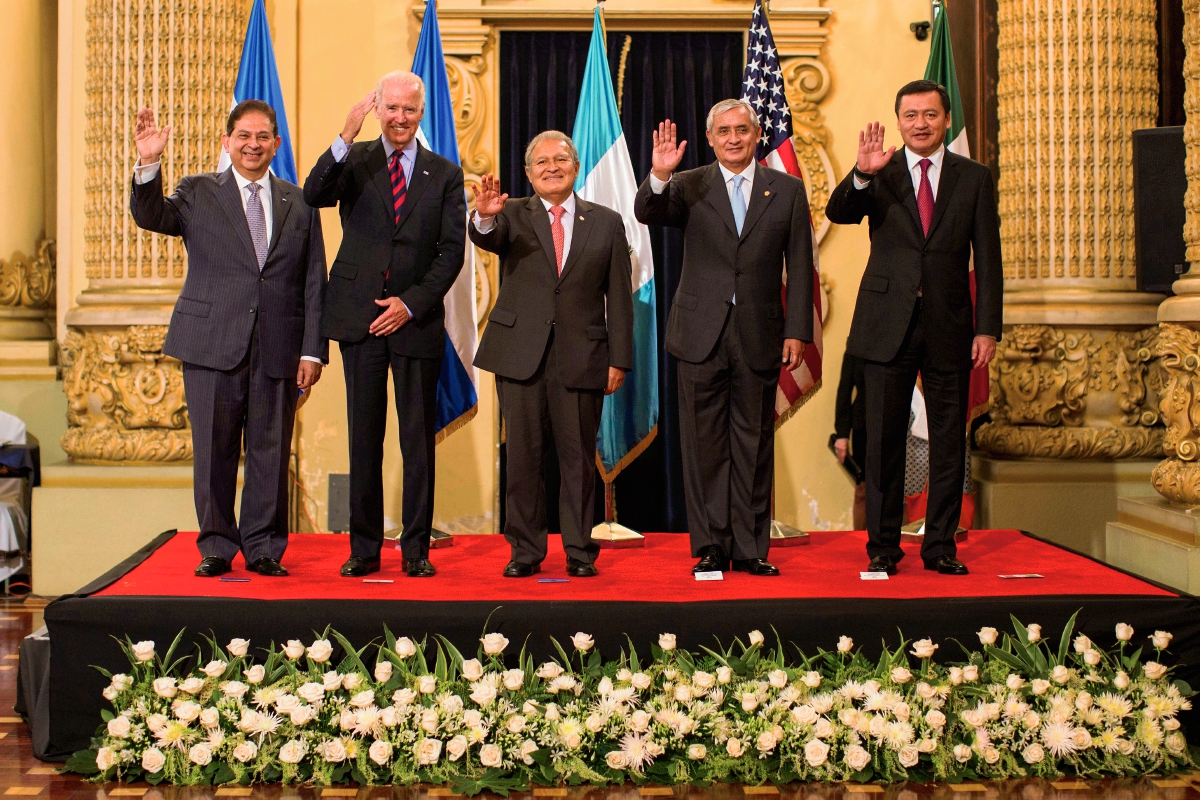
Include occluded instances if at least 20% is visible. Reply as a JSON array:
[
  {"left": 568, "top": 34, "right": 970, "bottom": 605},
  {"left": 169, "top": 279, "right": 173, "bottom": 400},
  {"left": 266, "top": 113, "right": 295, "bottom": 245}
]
[
  {"left": 304, "top": 71, "right": 466, "bottom": 578},
  {"left": 825, "top": 79, "right": 1002, "bottom": 577}
]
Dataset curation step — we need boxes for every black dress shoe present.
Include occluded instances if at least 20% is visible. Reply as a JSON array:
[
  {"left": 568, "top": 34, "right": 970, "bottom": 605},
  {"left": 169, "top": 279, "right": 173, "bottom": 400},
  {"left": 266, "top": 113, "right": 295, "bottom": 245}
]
[
  {"left": 732, "top": 558, "right": 780, "bottom": 576},
  {"left": 566, "top": 558, "right": 598, "bottom": 577},
  {"left": 503, "top": 561, "right": 540, "bottom": 578},
  {"left": 403, "top": 558, "right": 436, "bottom": 578},
  {"left": 247, "top": 557, "right": 288, "bottom": 577},
  {"left": 194, "top": 556, "right": 231, "bottom": 577},
  {"left": 925, "top": 555, "right": 969, "bottom": 575},
  {"left": 693, "top": 545, "right": 729, "bottom": 574},
  {"left": 867, "top": 555, "right": 898, "bottom": 575},
  {"left": 341, "top": 556, "right": 380, "bottom": 577}
]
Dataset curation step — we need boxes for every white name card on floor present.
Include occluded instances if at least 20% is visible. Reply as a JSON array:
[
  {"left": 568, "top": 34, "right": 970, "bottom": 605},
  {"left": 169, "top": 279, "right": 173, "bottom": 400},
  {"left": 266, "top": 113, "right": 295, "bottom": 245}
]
[
  {"left": 860, "top": 571, "right": 890, "bottom": 580},
  {"left": 694, "top": 571, "right": 724, "bottom": 581}
]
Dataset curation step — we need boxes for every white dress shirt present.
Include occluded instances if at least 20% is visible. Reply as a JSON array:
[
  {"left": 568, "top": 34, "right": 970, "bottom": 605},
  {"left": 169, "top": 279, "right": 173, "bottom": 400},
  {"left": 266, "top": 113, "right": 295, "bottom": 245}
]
[
  {"left": 474, "top": 193, "right": 577, "bottom": 263},
  {"left": 852, "top": 145, "right": 946, "bottom": 199}
]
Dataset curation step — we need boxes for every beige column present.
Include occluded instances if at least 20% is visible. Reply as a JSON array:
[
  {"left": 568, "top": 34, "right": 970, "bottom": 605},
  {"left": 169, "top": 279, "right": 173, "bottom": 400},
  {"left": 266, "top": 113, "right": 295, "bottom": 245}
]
[
  {"left": 977, "top": 0, "right": 1165, "bottom": 461},
  {"left": 60, "top": 0, "right": 245, "bottom": 463}
]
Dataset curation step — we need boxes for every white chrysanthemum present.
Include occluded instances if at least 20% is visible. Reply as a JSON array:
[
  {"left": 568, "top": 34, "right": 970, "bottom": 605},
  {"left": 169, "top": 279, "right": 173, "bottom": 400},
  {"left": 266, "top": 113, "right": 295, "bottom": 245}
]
[
  {"left": 252, "top": 687, "right": 281, "bottom": 708},
  {"left": 1003, "top": 698, "right": 1029, "bottom": 720},
  {"left": 247, "top": 711, "right": 282, "bottom": 741},
  {"left": 154, "top": 720, "right": 195, "bottom": 751},
  {"left": 619, "top": 733, "right": 655, "bottom": 771},
  {"left": 883, "top": 720, "right": 915, "bottom": 750},
  {"left": 1080, "top": 708, "right": 1104, "bottom": 727},
  {"left": 354, "top": 706, "right": 384, "bottom": 737},
  {"left": 1137, "top": 718, "right": 1164, "bottom": 748},
  {"left": 1041, "top": 722, "right": 1078, "bottom": 758},
  {"left": 863, "top": 690, "right": 902, "bottom": 713},
  {"left": 608, "top": 686, "right": 637, "bottom": 705},
  {"left": 840, "top": 680, "right": 866, "bottom": 700}
]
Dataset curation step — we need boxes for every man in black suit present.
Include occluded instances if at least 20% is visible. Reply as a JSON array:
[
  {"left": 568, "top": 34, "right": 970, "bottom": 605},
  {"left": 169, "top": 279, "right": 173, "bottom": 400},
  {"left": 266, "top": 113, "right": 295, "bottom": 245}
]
[
  {"left": 469, "top": 132, "right": 633, "bottom": 578},
  {"left": 833, "top": 348, "right": 867, "bottom": 531},
  {"left": 130, "top": 100, "right": 327, "bottom": 578},
  {"left": 303, "top": 71, "right": 466, "bottom": 578},
  {"left": 825, "top": 79, "right": 1002, "bottom": 576},
  {"left": 634, "top": 100, "right": 814, "bottom": 576}
]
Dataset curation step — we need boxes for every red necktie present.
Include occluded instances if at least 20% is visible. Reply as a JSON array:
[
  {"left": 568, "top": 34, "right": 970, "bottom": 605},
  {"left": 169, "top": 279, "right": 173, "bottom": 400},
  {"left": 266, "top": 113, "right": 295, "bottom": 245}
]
[
  {"left": 388, "top": 151, "right": 407, "bottom": 224},
  {"left": 917, "top": 158, "right": 934, "bottom": 236},
  {"left": 550, "top": 205, "right": 566, "bottom": 275}
]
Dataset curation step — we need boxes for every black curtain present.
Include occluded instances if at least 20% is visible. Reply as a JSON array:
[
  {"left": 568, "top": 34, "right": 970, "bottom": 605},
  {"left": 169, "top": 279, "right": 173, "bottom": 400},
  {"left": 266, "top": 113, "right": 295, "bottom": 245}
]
[{"left": 498, "top": 30, "right": 745, "bottom": 534}]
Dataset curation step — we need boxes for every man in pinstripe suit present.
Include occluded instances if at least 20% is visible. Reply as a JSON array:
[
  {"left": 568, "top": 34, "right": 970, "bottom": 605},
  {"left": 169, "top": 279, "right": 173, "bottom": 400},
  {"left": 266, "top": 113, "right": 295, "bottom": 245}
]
[{"left": 130, "top": 100, "right": 328, "bottom": 578}]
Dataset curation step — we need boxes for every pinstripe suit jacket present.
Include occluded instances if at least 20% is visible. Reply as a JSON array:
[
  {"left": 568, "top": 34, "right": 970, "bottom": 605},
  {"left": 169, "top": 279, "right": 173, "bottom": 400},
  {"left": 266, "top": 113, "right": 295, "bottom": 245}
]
[{"left": 130, "top": 168, "right": 328, "bottom": 379}]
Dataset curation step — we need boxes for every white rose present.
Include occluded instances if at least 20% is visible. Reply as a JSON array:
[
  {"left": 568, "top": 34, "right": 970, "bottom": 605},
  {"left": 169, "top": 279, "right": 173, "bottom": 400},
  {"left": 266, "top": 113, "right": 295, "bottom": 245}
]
[
  {"left": 585, "top": 713, "right": 604, "bottom": 733},
  {"left": 962, "top": 665, "right": 978, "bottom": 682},
  {"left": 374, "top": 661, "right": 393, "bottom": 683},
  {"left": 925, "top": 709, "right": 946, "bottom": 729},
  {"left": 322, "top": 671, "right": 343, "bottom": 691},
  {"left": 1022, "top": 743, "right": 1044, "bottom": 764},
  {"left": 1115, "top": 623, "right": 1134, "bottom": 642},
  {"left": 536, "top": 662, "right": 564, "bottom": 680},
  {"left": 1026, "top": 624, "right": 1042, "bottom": 643},
  {"left": 1050, "top": 665, "right": 1070, "bottom": 684},
  {"left": 395, "top": 637, "right": 417, "bottom": 659},
  {"left": 804, "top": 738, "right": 830, "bottom": 767},
  {"left": 232, "top": 740, "right": 258, "bottom": 763},
  {"left": 768, "top": 669, "right": 788, "bottom": 689},
  {"left": 102, "top": 687, "right": 118, "bottom": 702},
  {"left": 814, "top": 717, "right": 835, "bottom": 739},
  {"left": 1023, "top": 711, "right": 1040, "bottom": 730},
  {"left": 283, "top": 639, "right": 305, "bottom": 660},
  {"left": 152, "top": 677, "right": 177, "bottom": 698},
  {"left": 977, "top": 627, "right": 999, "bottom": 646},
  {"left": 1151, "top": 630, "right": 1174, "bottom": 649},
  {"left": 949, "top": 667, "right": 963, "bottom": 685},
  {"left": 911, "top": 639, "right": 938, "bottom": 659},
  {"left": 461, "top": 658, "right": 484, "bottom": 682},
  {"left": 726, "top": 737, "right": 745, "bottom": 757},
  {"left": 106, "top": 715, "right": 131, "bottom": 738},
  {"left": 894, "top": 702, "right": 912, "bottom": 722},
  {"left": 1073, "top": 634, "right": 1092, "bottom": 654},
  {"left": 297, "top": 682, "right": 325, "bottom": 704},
  {"left": 307, "top": 639, "right": 334, "bottom": 663},
  {"left": 1084, "top": 649, "right": 1101, "bottom": 666},
  {"left": 1167, "top": 732, "right": 1188, "bottom": 754},
  {"left": 291, "top": 705, "right": 315, "bottom": 726},
  {"left": 1113, "top": 671, "right": 1130, "bottom": 690},
  {"left": 221, "top": 681, "right": 248, "bottom": 699},
  {"left": 756, "top": 731, "right": 777, "bottom": 753},
  {"left": 200, "top": 707, "right": 220, "bottom": 728},
  {"left": 179, "top": 677, "right": 205, "bottom": 695},
  {"left": 274, "top": 693, "right": 301, "bottom": 714},
  {"left": 421, "top": 708, "right": 439, "bottom": 734},
  {"left": 95, "top": 747, "right": 115, "bottom": 771},
  {"left": 748, "top": 630, "right": 765, "bottom": 646},
  {"left": 917, "top": 738, "right": 937, "bottom": 754},
  {"left": 900, "top": 745, "right": 920, "bottom": 767},
  {"left": 502, "top": 669, "right": 525, "bottom": 691},
  {"left": 791, "top": 705, "right": 818, "bottom": 726},
  {"left": 571, "top": 632, "right": 595, "bottom": 652},
  {"left": 416, "top": 738, "right": 443, "bottom": 765},
  {"left": 321, "top": 739, "right": 347, "bottom": 763},
  {"left": 741, "top": 693, "right": 759, "bottom": 712},
  {"left": 844, "top": 744, "right": 871, "bottom": 772},
  {"left": 630, "top": 709, "right": 651, "bottom": 731},
  {"left": 658, "top": 633, "right": 677, "bottom": 651},
  {"left": 227, "top": 638, "right": 250, "bottom": 657},
  {"left": 141, "top": 747, "right": 166, "bottom": 773},
  {"left": 1166, "top": 717, "right": 1181, "bottom": 731},
  {"left": 368, "top": 739, "right": 392, "bottom": 766},
  {"left": 891, "top": 667, "right": 912, "bottom": 684},
  {"left": 481, "top": 633, "right": 509, "bottom": 655},
  {"left": 349, "top": 689, "right": 375, "bottom": 708},
  {"left": 131, "top": 641, "right": 156, "bottom": 662},
  {"left": 201, "top": 660, "right": 226, "bottom": 678},
  {"left": 953, "top": 744, "right": 972, "bottom": 763},
  {"left": 615, "top": 668, "right": 633, "bottom": 682},
  {"left": 446, "top": 735, "right": 468, "bottom": 761},
  {"left": 716, "top": 666, "right": 733, "bottom": 684},
  {"left": 687, "top": 744, "right": 707, "bottom": 760},
  {"left": 631, "top": 672, "right": 652, "bottom": 690},
  {"left": 393, "top": 687, "right": 416, "bottom": 707},
  {"left": 146, "top": 714, "right": 168, "bottom": 733},
  {"left": 1073, "top": 728, "right": 1092, "bottom": 750},
  {"left": 1006, "top": 674, "right": 1025, "bottom": 691},
  {"left": 916, "top": 682, "right": 937, "bottom": 700},
  {"left": 801, "top": 671, "right": 822, "bottom": 689},
  {"left": 675, "top": 684, "right": 693, "bottom": 703},
  {"left": 693, "top": 671, "right": 715, "bottom": 689},
  {"left": 173, "top": 701, "right": 201, "bottom": 723},
  {"left": 418, "top": 675, "right": 438, "bottom": 694},
  {"left": 605, "top": 750, "right": 628, "bottom": 769},
  {"left": 1031, "top": 678, "right": 1051, "bottom": 695},
  {"left": 342, "top": 673, "right": 364, "bottom": 691},
  {"left": 480, "top": 743, "right": 503, "bottom": 767},
  {"left": 244, "top": 665, "right": 266, "bottom": 685},
  {"left": 189, "top": 743, "right": 213, "bottom": 766},
  {"left": 983, "top": 746, "right": 1000, "bottom": 765},
  {"left": 1144, "top": 662, "right": 1168, "bottom": 680},
  {"left": 111, "top": 674, "right": 133, "bottom": 691},
  {"left": 506, "top": 714, "right": 527, "bottom": 734},
  {"left": 837, "top": 636, "right": 854, "bottom": 653},
  {"left": 279, "top": 739, "right": 307, "bottom": 764},
  {"left": 470, "top": 684, "right": 498, "bottom": 706},
  {"left": 1075, "top": 691, "right": 1093, "bottom": 710}
]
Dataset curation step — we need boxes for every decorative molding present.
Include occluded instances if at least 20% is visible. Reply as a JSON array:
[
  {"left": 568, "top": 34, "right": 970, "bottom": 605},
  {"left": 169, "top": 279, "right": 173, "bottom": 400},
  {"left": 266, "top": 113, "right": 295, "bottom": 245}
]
[
  {"left": 782, "top": 57, "right": 833, "bottom": 241},
  {"left": 59, "top": 326, "right": 191, "bottom": 464},
  {"left": 975, "top": 423, "right": 1163, "bottom": 460},
  {"left": 1185, "top": 0, "right": 1200, "bottom": 266},
  {"left": 1150, "top": 458, "right": 1200, "bottom": 505},
  {"left": 0, "top": 240, "right": 55, "bottom": 310}
]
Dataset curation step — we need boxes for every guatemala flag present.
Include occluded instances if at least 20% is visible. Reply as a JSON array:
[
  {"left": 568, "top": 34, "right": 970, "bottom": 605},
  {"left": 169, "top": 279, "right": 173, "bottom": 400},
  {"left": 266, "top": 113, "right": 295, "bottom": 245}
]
[
  {"left": 413, "top": 1, "right": 480, "bottom": 441},
  {"left": 573, "top": 7, "right": 658, "bottom": 482},
  {"left": 218, "top": 0, "right": 297, "bottom": 184}
]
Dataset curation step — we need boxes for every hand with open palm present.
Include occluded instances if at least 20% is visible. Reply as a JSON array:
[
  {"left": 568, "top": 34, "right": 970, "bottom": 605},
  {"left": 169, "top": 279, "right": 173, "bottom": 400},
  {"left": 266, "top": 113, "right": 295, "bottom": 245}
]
[
  {"left": 134, "top": 106, "right": 172, "bottom": 166},
  {"left": 856, "top": 121, "right": 895, "bottom": 176},
  {"left": 651, "top": 120, "right": 687, "bottom": 182}
]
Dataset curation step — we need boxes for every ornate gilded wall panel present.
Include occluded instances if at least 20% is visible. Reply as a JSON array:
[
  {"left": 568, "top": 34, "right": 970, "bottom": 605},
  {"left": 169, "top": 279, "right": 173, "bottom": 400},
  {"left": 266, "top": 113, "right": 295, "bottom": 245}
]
[
  {"left": 1152, "top": 323, "right": 1200, "bottom": 503},
  {"left": 0, "top": 240, "right": 55, "bottom": 310}
]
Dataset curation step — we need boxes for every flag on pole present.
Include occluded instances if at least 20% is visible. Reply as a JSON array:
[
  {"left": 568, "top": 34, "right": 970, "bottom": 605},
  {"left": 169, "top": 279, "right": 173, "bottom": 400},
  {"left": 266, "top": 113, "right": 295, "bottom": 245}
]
[
  {"left": 741, "top": 0, "right": 824, "bottom": 427},
  {"left": 218, "top": 0, "right": 297, "bottom": 183},
  {"left": 924, "top": 1, "right": 989, "bottom": 425},
  {"left": 573, "top": 7, "right": 658, "bottom": 482},
  {"left": 412, "top": 1, "right": 480, "bottom": 441}
]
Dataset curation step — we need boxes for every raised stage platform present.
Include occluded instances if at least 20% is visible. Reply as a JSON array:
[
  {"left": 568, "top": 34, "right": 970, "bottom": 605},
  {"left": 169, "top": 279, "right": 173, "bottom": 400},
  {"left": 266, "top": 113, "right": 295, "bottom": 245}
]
[{"left": 37, "top": 529, "right": 1200, "bottom": 760}]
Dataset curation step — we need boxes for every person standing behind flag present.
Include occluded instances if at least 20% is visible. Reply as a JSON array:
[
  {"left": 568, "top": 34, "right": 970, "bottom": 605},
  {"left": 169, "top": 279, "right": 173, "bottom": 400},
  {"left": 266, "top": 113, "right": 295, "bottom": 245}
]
[
  {"left": 825, "top": 80, "right": 1002, "bottom": 577},
  {"left": 634, "top": 101, "right": 814, "bottom": 577},
  {"left": 303, "top": 72, "right": 466, "bottom": 579},
  {"left": 470, "top": 132, "right": 633, "bottom": 578}
]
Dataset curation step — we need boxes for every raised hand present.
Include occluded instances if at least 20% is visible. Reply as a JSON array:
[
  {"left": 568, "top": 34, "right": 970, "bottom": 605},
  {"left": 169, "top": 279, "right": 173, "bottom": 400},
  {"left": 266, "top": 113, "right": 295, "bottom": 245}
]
[
  {"left": 651, "top": 120, "right": 687, "bottom": 181},
  {"left": 340, "top": 90, "right": 377, "bottom": 145},
  {"left": 472, "top": 174, "right": 508, "bottom": 218},
  {"left": 856, "top": 121, "right": 895, "bottom": 176},
  {"left": 134, "top": 106, "right": 172, "bottom": 166}
]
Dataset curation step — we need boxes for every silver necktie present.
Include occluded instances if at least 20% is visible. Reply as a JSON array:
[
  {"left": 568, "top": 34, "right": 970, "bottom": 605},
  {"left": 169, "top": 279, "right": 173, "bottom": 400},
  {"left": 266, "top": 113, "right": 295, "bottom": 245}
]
[{"left": 246, "top": 182, "right": 268, "bottom": 270}]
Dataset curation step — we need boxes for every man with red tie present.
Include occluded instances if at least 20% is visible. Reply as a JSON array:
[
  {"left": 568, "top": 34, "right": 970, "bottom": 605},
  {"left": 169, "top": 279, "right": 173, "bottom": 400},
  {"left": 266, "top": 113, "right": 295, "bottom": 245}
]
[
  {"left": 304, "top": 71, "right": 466, "bottom": 578},
  {"left": 825, "top": 80, "right": 1002, "bottom": 577}
]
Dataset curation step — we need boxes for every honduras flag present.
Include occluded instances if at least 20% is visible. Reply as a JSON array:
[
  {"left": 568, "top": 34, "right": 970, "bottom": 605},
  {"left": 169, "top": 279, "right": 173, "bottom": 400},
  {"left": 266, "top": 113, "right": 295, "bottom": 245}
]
[
  {"left": 218, "top": 0, "right": 297, "bottom": 183},
  {"left": 413, "top": 1, "right": 480, "bottom": 441},
  {"left": 573, "top": 8, "right": 658, "bottom": 481}
]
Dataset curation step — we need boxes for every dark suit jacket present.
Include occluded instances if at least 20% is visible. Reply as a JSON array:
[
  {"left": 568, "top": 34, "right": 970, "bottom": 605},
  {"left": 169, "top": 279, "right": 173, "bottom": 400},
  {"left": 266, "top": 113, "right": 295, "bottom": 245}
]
[
  {"left": 633, "top": 162, "right": 814, "bottom": 371},
  {"left": 303, "top": 139, "right": 466, "bottom": 357},
  {"left": 826, "top": 149, "right": 1003, "bottom": 371},
  {"left": 129, "top": 168, "right": 328, "bottom": 380},
  {"left": 469, "top": 195, "right": 634, "bottom": 391}
]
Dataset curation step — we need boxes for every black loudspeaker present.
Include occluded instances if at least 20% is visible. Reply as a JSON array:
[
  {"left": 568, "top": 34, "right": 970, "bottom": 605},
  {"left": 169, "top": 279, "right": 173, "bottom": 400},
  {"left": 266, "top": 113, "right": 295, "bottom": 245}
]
[{"left": 1133, "top": 126, "right": 1186, "bottom": 294}]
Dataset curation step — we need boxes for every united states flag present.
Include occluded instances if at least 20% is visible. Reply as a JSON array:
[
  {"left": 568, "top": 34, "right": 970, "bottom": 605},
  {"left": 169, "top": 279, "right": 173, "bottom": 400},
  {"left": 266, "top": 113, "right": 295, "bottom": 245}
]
[{"left": 742, "top": 0, "right": 824, "bottom": 426}]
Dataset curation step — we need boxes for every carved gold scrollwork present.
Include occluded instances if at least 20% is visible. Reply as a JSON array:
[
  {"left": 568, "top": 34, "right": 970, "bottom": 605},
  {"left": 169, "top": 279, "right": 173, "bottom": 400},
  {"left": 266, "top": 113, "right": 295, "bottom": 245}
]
[
  {"left": 987, "top": 325, "right": 1097, "bottom": 427},
  {"left": 446, "top": 53, "right": 493, "bottom": 180},
  {"left": 59, "top": 326, "right": 192, "bottom": 464},
  {"left": 1151, "top": 323, "right": 1200, "bottom": 503},
  {"left": 0, "top": 240, "right": 56, "bottom": 310},
  {"left": 781, "top": 57, "right": 834, "bottom": 243}
]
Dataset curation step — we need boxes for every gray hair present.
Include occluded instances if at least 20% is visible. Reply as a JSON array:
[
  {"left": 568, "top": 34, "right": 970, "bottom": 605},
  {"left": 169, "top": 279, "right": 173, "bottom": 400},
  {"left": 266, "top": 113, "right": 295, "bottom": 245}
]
[
  {"left": 524, "top": 130, "right": 579, "bottom": 170},
  {"left": 376, "top": 70, "right": 426, "bottom": 110},
  {"left": 705, "top": 98, "right": 759, "bottom": 132}
]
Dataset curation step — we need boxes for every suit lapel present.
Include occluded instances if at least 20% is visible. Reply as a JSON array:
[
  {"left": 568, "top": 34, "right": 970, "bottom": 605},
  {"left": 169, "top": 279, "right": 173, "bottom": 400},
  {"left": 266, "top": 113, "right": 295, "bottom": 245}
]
[
  {"left": 215, "top": 168, "right": 259, "bottom": 269},
  {"left": 366, "top": 139, "right": 397, "bottom": 227},
  {"left": 393, "top": 143, "right": 435, "bottom": 239},
  {"left": 527, "top": 196, "right": 560, "bottom": 277},
  {"left": 265, "top": 175, "right": 294, "bottom": 263},
  {"left": 738, "top": 166, "right": 777, "bottom": 242},
  {"left": 925, "top": 154, "right": 960, "bottom": 240},
  {"left": 702, "top": 163, "right": 739, "bottom": 238},
  {"left": 883, "top": 150, "right": 924, "bottom": 236},
  {"left": 558, "top": 195, "right": 594, "bottom": 284}
]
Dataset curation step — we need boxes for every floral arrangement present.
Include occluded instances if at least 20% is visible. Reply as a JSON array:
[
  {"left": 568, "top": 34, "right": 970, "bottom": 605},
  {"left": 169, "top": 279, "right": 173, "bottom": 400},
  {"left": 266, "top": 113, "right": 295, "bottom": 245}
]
[{"left": 66, "top": 614, "right": 1194, "bottom": 790}]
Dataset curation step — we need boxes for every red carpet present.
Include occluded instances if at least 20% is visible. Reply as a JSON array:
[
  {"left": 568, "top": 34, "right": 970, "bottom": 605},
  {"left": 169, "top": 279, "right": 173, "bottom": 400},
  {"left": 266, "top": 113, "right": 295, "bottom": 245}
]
[{"left": 96, "top": 530, "right": 1173, "bottom": 601}]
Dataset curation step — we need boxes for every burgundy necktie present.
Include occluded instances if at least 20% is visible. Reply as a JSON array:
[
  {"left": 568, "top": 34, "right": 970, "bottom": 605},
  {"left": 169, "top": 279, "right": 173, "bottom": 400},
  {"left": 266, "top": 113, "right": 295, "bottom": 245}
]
[
  {"left": 550, "top": 206, "right": 566, "bottom": 275},
  {"left": 917, "top": 158, "right": 934, "bottom": 236},
  {"left": 388, "top": 151, "right": 407, "bottom": 224}
]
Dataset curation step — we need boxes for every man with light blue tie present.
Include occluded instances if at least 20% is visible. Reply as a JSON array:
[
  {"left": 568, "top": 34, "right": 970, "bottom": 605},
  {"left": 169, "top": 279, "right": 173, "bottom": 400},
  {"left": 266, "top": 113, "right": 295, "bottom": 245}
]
[{"left": 634, "top": 99, "right": 814, "bottom": 576}]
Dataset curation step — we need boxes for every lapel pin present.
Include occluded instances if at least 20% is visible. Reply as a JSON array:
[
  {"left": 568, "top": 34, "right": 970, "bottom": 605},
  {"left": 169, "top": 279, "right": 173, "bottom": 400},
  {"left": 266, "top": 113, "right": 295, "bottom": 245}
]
[
  {"left": 579, "top": 215, "right": 585, "bottom": 221},
  {"left": 764, "top": 190, "right": 770, "bottom": 196},
  {"left": 423, "top": 170, "right": 429, "bottom": 175}
]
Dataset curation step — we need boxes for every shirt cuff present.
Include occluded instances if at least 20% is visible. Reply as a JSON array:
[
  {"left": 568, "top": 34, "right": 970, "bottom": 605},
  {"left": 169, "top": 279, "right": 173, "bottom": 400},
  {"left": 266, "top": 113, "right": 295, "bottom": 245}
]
[
  {"left": 300, "top": 356, "right": 325, "bottom": 365},
  {"left": 473, "top": 212, "right": 496, "bottom": 233},
  {"left": 649, "top": 173, "right": 670, "bottom": 194},
  {"left": 133, "top": 162, "right": 161, "bottom": 184},
  {"left": 330, "top": 135, "right": 350, "bottom": 162},
  {"left": 852, "top": 175, "right": 871, "bottom": 190}
]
